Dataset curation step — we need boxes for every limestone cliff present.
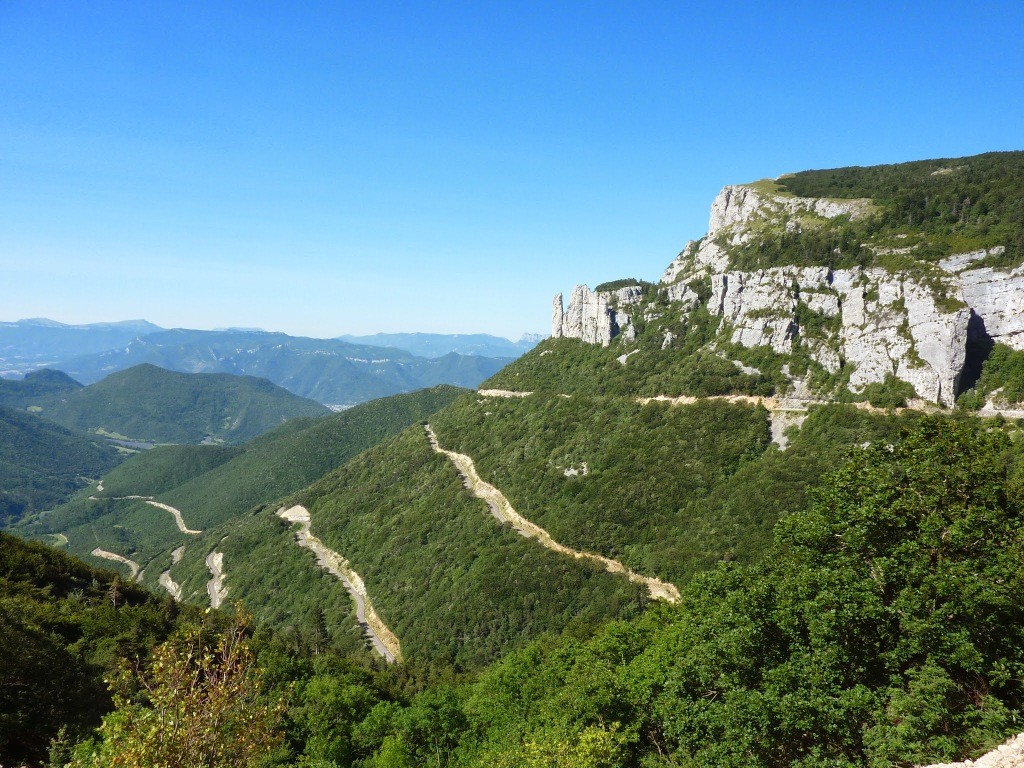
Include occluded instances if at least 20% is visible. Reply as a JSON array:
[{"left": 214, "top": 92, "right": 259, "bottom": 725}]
[{"left": 553, "top": 180, "right": 1022, "bottom": 406}]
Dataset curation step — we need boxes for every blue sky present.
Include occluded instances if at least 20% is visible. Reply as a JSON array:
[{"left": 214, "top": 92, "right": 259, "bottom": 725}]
[{"left": 1, "top": 2, "right": 1022, "bottom": 339}]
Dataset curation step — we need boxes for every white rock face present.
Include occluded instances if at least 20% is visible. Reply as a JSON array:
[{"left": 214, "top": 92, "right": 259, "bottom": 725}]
[
  {"left": 552, "top": 285, "right": 618, "bottom": 346},
  {"left": 708, "top": 184, "right": 872, "bottom": 236},
  {"left": 957, "top": 262, "right": 1024, "bottom": 350}
]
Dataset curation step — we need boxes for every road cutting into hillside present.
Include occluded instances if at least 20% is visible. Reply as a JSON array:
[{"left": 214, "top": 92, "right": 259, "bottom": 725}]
[
  {"left": 91, "top": 548, "right": 141, "bottom": 580},
  {"left": 206, "top": 551, "right": 227, "bottom": 609},
  {"left": 145, "top": 501, "right": 202, "bottom": 534},
  {"left": 87, "top": 491, "right": 203, "bottom": 534},
  {"left": 476, "top": 388, "right": 996, "bottom": 449},
  {"left": 159, "top": 545, "right": 185, "bottom": 601},
  {"left": 277, "top": 505, "right": 401, "bottom": 663},
  {"left": 424, "top": 424, "right": 681, "bottom": 602}
]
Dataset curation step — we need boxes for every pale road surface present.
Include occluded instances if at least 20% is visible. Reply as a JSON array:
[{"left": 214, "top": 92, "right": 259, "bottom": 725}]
[
  {"left": 91, "top": 547, "right": 141, "bottom": 580},
  {"left": 145, "top": 500, "right": 202, "bottom": 534},
  {"left": 159, "top": 545, "right": 185, "bottom": 601},
  {"left": 424, "top": 424, "right": 681, "bottom": 602},
  {"left": 478, "top": 389, "right": 1024, "bottom": 450},
  {"left": 87, "top": 490, "right": 203, "bottom": 534},
  {"left": 920, "top": 732, "right": 1024, "bottom": 768},
  {"left": 277, "top": 505, "right": 401, "bottom": 663},
  {"left": 481, "top": 387, "right": 1024, "bottom": 421},
  {"left": 206, "top": 551, "right": 227, "bottom": 609}
]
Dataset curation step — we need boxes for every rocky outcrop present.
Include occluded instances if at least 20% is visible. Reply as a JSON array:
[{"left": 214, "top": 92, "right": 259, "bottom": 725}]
[
  {"left": 552, "top": 179, "right": 1024, "bottom": 406},
  {"left": 703, "top": 265, "right": 969, "bottom": 405},
  {"left": 919, "top": 732, "right": 1024, "bottom": 768},
  {"left": 552, "top": 285, "right": 619, "bottom": 346},
  {"left": 954, "top": 257, "right": 1024, "bottom": 350},
  {"left": 708, "top": 184, "right": 872, "bottom": 236}
]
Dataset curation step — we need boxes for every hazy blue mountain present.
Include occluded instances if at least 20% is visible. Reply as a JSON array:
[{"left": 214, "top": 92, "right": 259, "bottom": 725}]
[
  {"left": 0, "top": 318, "right": 163, "bottom": 375},
  {"left": 34, "top": 363, "right": 330, "bottom": 444},
  {"left": 337, "top": 331, "right": 543, "bottom": 358},
  {"left": 55, "top": 329, "right": 512, "bottom": 406}
]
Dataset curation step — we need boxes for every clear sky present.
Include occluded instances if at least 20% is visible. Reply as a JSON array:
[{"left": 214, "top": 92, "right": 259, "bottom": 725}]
[{"left": 1, "top": 2, "right": 1022, "bottom": 339}]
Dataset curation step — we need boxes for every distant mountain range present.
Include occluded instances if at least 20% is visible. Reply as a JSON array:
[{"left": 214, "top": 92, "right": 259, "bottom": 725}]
[
  {"left": 52, "top": 329, "right": 513, "bottom": 406},
  {"left": 0, "top": 318, "right": 162, "bottom": 375},
  {"left": 337, "top": 332, "right": 543, "bottom": 358},
  {"left": 0, "top": 320, "right": 539, "bottom": 405}
]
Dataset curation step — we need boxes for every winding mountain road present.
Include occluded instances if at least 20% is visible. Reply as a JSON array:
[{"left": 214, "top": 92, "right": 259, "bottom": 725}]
[
  {"left": 206, "top": 551, "right": 227, "bottom": 609},
  {"left": 144, "top": 500, "right": 202, "bottom": 534},
  {"left": 424, "top": 424, "right": 681, "bottom": 602},
  {"left": 91, "top": 547, "right": 141, "bottom": 581},
  {"left": 87, "top": 491, "right": 203, "bottom": 534},
  {"left": 159, "top": 545, "right": 185, "bottom": 601},
  {"left": 277, "top": 505, "right": 401, "bottom": 663}
]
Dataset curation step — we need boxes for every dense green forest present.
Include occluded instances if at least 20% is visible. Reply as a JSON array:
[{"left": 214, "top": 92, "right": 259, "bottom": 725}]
[
  {"left": 720, "top": 151, "right": 1024, "bottom": 272},
  {"left": 35, "top": 363, "right": 330, "bottom": 444},
  {"left": 0, "top": 532, "right": 192, "bottom": 764},
  {"left": 0, "top": 406, "right": 121, "bottom": 525},
  {"left": 9, "top": 417, "right": 1024, "bottom": 767}
]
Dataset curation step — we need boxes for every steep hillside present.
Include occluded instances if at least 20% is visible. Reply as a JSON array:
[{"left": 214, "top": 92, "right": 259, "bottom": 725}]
[
  {"left": 0, "top": 531, "right": 189, "bottom": 765},
  {"left": 0, "top": 406, "right": 121, "bottom": 524},
  {"left": 0, "top": 317, "right": 162, "bottom": 375},
  {"left": 37, "top": 363, "right": 330, "bottom": 443},
  {"left": 493, "top": 151, "right": 1024, "bottom": 411},
  {"left": 364, "top": 419, "right": 1024, "bottom": 768},
  {"left": 171, "top": 427, "right": 648, "bottom": 669},
  {"left": 54, "top": 328, "right": 512, "bottom": 406}
]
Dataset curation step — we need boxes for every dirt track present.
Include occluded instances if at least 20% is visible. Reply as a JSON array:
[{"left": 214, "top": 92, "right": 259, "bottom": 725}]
[
  {"left": 277, "top": 505, "right": 401, "bottom": 663},
  {"left": 425, "top": 424, "right": 680, "bottom": 602}
]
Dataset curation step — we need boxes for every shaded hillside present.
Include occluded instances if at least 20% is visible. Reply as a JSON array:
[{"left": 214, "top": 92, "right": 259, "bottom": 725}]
[
  {"left": 54, "top": 328, "right": 512, "bottom": 405},
  {"left": 0, "top": 531, "right": 188, "bottom": 764},
  {"left": 0, "top": 406, "right": 121, "bottom": 524},
  {"left": 36, "top": 363, "right": 329, "bottom": 444}
]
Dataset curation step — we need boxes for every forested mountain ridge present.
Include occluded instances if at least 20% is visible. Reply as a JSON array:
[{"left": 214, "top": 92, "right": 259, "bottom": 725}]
[
  {"left": 0, "top": 406, "right": 121, "bottom": 524},
  {"left": 26, "top": 363, "right": 330, "bottom": 444},
  {"left": 337, "top": 331, "right": 541, "bottom": 359}
]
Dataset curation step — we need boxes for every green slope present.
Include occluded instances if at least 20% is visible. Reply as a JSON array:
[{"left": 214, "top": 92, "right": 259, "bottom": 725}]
[
  {"left": 27, "top": 386, "right": 464, "bottom": 589},
  {"left": 380, "top": 418, "right": 1024, "bottom": 768},
  {"left": 171, "top": 426, "right": 647, "bottom": 669},
  {"left": 430, "top": 393, "right": 924, "bottom": 584},
  {"left": 0, "top": 531, "right": 188, "bottom": 765},
  {"left": 0, "top": 406, "right": 121, "bottom": 525},
  {"left": 37, "top": 363, "right": 330, "bottom": 444}
]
